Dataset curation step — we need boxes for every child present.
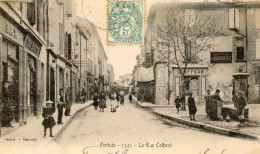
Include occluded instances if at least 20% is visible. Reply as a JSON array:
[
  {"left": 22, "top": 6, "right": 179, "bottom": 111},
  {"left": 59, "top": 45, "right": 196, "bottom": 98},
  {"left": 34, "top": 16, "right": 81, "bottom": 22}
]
[
  {"left": 174, "top": 96, "right": 181, "bottom": 114},
  {"left": 110, "top": 92, "right": 117, "bottom": 112},
  {"left": 188, "top": 92, "right": 197, "bottom": 121},
  {"left": 42, "top": 101, "right": 56, "bottom": 137}
]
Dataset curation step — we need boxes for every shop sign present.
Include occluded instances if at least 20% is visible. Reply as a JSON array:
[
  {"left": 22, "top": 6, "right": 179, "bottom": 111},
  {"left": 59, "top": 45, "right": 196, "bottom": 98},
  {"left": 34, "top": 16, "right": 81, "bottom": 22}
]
[
  {"left": 24, "top": 35, "right": 41, "bottom": 56},
  {"left": 175, "top": 69, "right": 207, "bottom": 76},
  {"left": 210, "top": 52, "right": 232, "bottom": 63},
  {"left": 5, "top": 23, "right": 17, "bottom": 39}
]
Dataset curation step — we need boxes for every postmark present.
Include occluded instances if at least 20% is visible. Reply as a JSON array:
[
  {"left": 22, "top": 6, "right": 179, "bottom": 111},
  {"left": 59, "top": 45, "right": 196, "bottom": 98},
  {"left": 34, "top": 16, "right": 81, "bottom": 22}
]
[{"left": 107, "top": 0, "right": 144, "bottom": 45}]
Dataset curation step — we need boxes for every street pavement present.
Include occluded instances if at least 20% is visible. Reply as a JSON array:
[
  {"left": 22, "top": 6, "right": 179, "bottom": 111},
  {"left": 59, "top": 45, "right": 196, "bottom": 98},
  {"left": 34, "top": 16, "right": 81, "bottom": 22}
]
[
  {"left": 47, "top": 98, "right": 260, "bottom": 154},
  {"left": 153, "top": 103, "right": 260, "bottom": 138},
  {"left": 0, "top": 101, "right": 93, "bottom": 153}
]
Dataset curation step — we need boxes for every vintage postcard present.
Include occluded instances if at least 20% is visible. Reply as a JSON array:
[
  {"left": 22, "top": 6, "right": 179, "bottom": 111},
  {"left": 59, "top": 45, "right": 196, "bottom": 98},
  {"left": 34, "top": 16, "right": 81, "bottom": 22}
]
[{"left": 0, "top": 0, "right": 260, "bottom": 154}]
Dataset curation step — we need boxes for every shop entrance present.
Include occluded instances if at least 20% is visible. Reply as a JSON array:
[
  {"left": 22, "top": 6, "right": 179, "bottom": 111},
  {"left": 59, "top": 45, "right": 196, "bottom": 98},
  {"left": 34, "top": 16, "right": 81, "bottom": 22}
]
[
  {"left": 28, "top": 55, "right": 37, "bottom": 116},
  {"left": 2, "top": 39, "right": 19, "bottom": 121},
  {"left": 184, "top": 76, "right": 199, "bottom": 102}
]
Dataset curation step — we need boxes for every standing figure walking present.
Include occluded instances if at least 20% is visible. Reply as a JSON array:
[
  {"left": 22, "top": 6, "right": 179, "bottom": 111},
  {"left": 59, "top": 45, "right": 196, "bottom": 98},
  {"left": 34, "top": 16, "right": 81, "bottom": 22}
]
[
  {"left": 236, "top": 91, "right": 247, "bottom": 120},
  {"left": 99, "top": 92, "right": 107, "bottom": 112},
  {"left": 110, "top": 92, "right": 117, "bottom": 112},
  {"left": 128, "top": 93, "right": 133, "bottom": 103},
  {"left": 204, "top": 90, "right": 211, "bottom": 117},
  {"left": 57, "top": 89, "right": 65, "bottom": 124},
  {"left": 42, "top": 101, "right": 56, "bottom": 137},
  {"left": 174, "top": 96, "right": 181, "bottom": 114},
  {"left": 188, "top": 92, "right": 197, "bottom": 121},
  {"left": 65, "top": 88, "right": 72, "bottom": 116},
  {"left": 81, "top": 88, "right": 86, "bottom": 104},
  {"left": 93, "top": 93, "right": 99, "bottom": 110},
  {"left": 1, "top": 81, "right": 13, "bottom": 128}
]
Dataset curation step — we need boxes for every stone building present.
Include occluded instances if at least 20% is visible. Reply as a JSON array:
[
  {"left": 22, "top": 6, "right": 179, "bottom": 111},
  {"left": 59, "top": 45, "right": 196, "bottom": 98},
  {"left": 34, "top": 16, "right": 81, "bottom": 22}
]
[{"left": 144, "top": 2, "right": 260, "bottom": 105}]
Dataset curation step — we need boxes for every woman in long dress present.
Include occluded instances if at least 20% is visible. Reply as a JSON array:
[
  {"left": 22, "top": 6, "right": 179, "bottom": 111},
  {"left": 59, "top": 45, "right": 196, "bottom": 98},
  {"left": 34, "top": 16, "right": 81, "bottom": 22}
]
[
  {"left": 93, "top": 93, "right": 99, "bottom": 110},
  {"left": 99, "top": 92, "right": 107, "bottom": 112},
  {"left": 110, "top": 92, "right": 117, "bottom": 112}
]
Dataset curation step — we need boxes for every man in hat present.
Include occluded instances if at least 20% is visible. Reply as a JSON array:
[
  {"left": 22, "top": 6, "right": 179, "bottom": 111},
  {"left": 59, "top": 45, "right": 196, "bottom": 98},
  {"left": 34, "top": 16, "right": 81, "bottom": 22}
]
[
  {"left": 236, "top": 91, "right": 247, "bottom": 118},
  {"left": 1, "top": 81, "right": 13, "bottom": 128}
]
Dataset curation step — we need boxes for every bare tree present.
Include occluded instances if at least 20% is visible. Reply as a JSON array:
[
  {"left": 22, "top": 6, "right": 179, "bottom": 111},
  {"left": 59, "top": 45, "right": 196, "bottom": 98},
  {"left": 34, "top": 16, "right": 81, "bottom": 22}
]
[{"left": 154, "top": 8, "right": 217, "bottom": 110}]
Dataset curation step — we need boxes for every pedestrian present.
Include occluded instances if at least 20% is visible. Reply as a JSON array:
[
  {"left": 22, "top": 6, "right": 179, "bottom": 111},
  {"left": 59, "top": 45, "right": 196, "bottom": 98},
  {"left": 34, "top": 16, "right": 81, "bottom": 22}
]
[
  {"left": 81, "top": 88, "right": 86, "bottom": 104},
  {"left": 99, "top": 92, "right": 107, "bottom": 112},
  {"left": 42, "top": 100, "right": 56, "bottom": 137},
  {"left": 93, "top": 93, "right": 99, "bottom": 110},
  {"left": 64, "top": 88, "right": 72, "bottom": 116},
  {"left": 188, "top": 92, "right": 197, "bottom": 121},
  {"left": 110, "top": 92, "right": 117, "bottom": 112},
  {"left": 128, "top": 93, "right": 133, "bottom": 103},
  {"left": 211, "top": 89, "right": 224, "bottom": 102},
  {"left": 236, "top": 91, "right": 247, "bottom": 120},
  {"left": 116, "top": 92, "right": 120, "bottom": 102},
  {"left": 204, "top": 90, "right": 212, "bottom": 117},
  {"left": 174, "top": 96, "right": 181, "bottom": 114},
  {"left": 57, "top": 89, "right": 65, "bottom": 124},
  {"left": 120, "top": 94, "right": 124, "bottom": 105},
  {"left": 1, "top": 81, "right": 13, "bottom": 128}
]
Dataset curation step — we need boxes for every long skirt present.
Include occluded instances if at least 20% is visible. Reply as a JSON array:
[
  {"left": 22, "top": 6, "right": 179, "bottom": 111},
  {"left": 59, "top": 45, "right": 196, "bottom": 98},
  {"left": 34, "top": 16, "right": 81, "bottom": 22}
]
[
  {"left": 110, "top": 100, "right": 116, "bottom": 108},
  {"left": 93, "top": 100, "right": 99, "bottom": 107},
  {"left": 99, "top": 99, "right": 107, "bottom": 109},
  {"left": 2, "top": 106, "right": 12, "bottom": 127},
  {"left": 42, "top": 116, "right": 56, "bottom": 128},
  {"left": 189, "top": 106, "right": 197, "bottom": 115}
]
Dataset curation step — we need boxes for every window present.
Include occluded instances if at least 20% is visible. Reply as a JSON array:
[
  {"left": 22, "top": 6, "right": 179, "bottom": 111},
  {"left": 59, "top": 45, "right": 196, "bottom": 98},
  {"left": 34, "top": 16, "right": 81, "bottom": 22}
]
[
  {"left": 68, "top": 34, "right": 72, "bottom": 59},
  {"left": 256, "top": 9, "right": 260, "bottom": 29},
  {"left": 27, "top": 0, "right": 36, "bottom": 26},
  {"left": 236, "top": 47, "right": 244, "bottom": 61},
  {"left": 256, "top": 39, "right": 260, "bottom": 59},
  {"left": 59, "top": 23, "right": 64, "bottom": 53},
  {"left": 235, "top": 37, "right": 245, "bottom": 62},
  {"left": 229, "top": 8, "right": 239, "bottom": 30}
]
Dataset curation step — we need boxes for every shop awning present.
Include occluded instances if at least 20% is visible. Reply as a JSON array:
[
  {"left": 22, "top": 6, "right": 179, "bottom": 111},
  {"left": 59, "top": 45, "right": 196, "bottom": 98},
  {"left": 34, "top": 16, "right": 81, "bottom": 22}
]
[{"left": 137, "top": 66, "right": 154, "bottom": 82}]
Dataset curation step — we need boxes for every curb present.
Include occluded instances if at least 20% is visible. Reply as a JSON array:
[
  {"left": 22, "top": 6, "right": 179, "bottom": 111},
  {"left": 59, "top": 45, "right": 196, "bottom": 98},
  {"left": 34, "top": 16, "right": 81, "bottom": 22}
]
[
  {"left": 49, "top": 103, "right": 93, "bottom": 143},
  {"left": 133, "top": 98, "right": 257, "bottom": 140},
  {"left": 153, "top": 110, "right": 258, "bottom": 140}
]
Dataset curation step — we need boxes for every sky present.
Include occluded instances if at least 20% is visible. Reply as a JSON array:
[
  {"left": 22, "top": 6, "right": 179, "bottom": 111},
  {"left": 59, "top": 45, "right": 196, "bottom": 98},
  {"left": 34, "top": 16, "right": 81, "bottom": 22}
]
[{"left": 75, "top": 0, "right": 237, "bottom": 80}]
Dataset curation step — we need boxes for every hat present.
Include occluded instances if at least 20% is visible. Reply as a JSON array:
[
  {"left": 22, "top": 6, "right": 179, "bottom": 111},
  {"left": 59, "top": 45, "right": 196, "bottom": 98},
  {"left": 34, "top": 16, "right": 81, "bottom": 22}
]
[
  {"left": 46, "top": 100, "right": 53, "bottom": 104},
  {"left": 237, "top": 91, "right": 243, "bottom": 95}
]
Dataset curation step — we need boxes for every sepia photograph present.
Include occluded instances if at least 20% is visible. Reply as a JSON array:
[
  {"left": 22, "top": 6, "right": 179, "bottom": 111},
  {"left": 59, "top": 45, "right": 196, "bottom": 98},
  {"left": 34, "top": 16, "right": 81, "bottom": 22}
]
[{"left": 0, "top": 0, "right": 260, "bottom": 153}]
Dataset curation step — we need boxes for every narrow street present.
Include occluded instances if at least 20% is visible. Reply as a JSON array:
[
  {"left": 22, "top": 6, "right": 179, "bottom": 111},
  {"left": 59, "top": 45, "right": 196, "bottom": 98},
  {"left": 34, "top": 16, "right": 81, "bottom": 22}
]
[{"left": 51, "top": 98, "right": 260, "bottom": 154}]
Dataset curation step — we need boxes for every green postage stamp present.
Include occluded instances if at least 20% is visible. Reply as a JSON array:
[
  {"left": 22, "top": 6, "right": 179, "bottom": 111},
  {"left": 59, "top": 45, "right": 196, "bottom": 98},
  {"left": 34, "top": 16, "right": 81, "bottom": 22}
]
[{"left": 107, "top": 0, "right": 144, "bottom": 45}]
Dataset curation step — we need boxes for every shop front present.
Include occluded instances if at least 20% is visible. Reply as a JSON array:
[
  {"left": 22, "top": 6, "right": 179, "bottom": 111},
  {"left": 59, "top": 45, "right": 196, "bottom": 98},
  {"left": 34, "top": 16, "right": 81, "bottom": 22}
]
[
  {"left": 0, "top": 12, "right": 25, "bottom": 128},
  {"left": 173, "top": 67, "right": 208, "bottom": 104},
  {"left": 46, "top": 49, "right": 57, "bottom": 103},
  {"left": 24, "top": 33, "right": 44, "bottom": 117}
]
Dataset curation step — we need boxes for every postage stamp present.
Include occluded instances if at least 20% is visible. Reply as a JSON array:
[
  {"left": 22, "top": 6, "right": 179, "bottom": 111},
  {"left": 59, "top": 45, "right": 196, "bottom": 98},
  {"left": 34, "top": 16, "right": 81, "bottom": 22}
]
[{"left": 107, "top": 0, "right": 144, "bottom": 45}]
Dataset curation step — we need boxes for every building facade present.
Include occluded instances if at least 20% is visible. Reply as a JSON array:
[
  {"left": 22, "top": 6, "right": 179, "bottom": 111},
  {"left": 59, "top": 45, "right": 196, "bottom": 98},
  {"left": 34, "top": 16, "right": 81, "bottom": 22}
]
[
  {"left": 0, "top": 0, "right": 113, "bottom": 136},
  {"left": 143, "top": 2, "right": 260, "bottom": 105}
]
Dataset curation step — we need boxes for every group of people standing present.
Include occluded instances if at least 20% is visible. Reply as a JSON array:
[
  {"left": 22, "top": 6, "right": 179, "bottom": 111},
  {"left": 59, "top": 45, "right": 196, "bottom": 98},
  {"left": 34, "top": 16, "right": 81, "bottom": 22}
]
[
  {"left": 174, "top": 89, "right": 227, "bottom": 121},
  {"left": 92, "top": 91, "right": 126, "bottom": 113},
  {"left": 174, "top": 92, "right": 197, "bottom": 121}
]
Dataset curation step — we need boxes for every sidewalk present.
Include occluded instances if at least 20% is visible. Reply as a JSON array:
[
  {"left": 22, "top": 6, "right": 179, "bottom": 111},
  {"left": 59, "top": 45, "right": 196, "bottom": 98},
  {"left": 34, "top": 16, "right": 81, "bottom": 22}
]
[
  {"left": 0, "top": 101, "right": 93, "bottom": 146},
  {"left": 132, "top": 96, "right": 260, "bottom": 140}
]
